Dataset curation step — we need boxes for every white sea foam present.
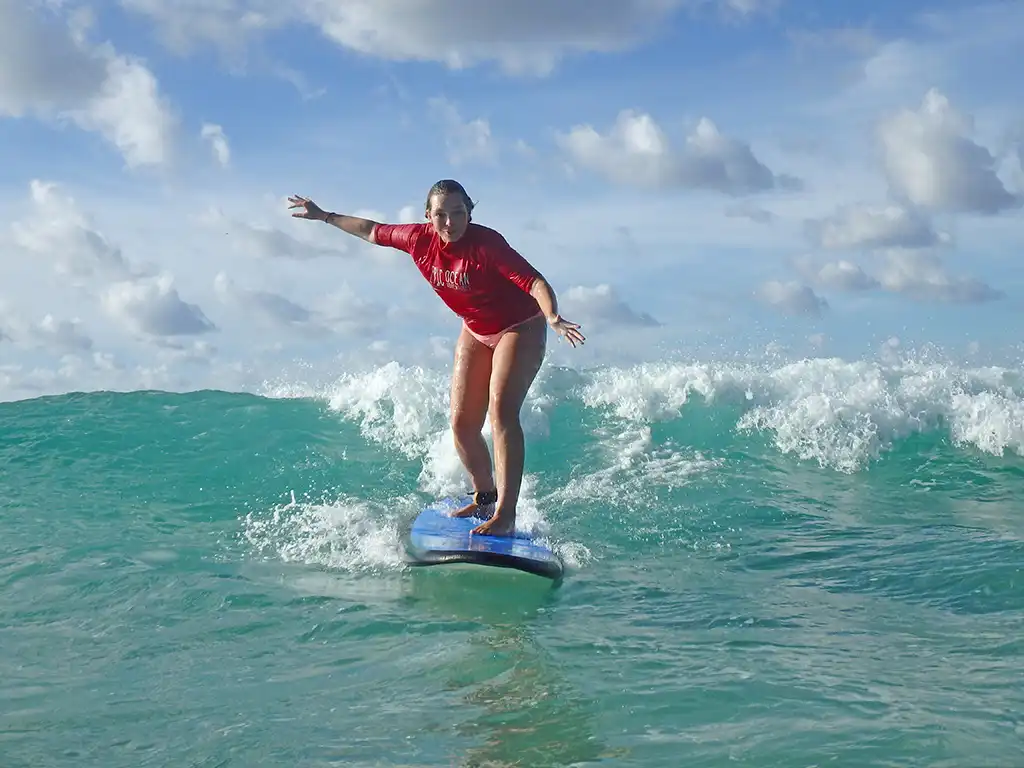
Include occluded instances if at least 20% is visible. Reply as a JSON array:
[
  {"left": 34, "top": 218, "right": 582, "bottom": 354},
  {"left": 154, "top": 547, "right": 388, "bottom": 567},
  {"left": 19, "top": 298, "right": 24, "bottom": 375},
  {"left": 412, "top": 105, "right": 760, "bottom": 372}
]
[
  {"left": 255, "top": 362, "right": 588, "bottom": 567},
  {"left": 581, "top": 358, "right": 1024, "bottom": 472},
  {"left": 239, "top": 490, "right": 413, "bottom": 573},
  {"left": 246, "top": 354, "right": 1024, "bottom": 573},
  {"left": 257, "top": 355, "right": 1024, "bottom": 508}
]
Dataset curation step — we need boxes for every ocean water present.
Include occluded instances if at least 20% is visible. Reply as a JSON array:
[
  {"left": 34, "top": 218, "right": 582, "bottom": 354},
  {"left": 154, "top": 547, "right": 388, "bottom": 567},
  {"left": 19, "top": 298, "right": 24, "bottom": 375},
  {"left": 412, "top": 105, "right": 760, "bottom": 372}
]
[{"left": 2, "top": 355, "right": 1024, "bottom": 767}]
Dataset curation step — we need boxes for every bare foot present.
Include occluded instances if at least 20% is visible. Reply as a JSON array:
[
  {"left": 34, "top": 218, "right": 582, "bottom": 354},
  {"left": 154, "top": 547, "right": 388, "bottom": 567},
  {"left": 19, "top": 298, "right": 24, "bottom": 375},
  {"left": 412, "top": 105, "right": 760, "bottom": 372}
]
[
  {"left": 452, "top": 490, "right": 497, "bottom": 519},
  {"left": 451, "top": 500, "right": 494, "bottom": 519},
  {"left": 471, "top": 509, "right": 516, "bottom": 537}
]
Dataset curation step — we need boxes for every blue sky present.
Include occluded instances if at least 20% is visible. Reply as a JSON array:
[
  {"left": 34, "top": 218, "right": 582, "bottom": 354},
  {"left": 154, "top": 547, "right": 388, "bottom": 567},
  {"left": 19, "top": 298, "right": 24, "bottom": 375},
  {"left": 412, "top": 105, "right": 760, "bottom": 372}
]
[{"left": 0, "top": 0, "right": 1022, "bottom": 400}]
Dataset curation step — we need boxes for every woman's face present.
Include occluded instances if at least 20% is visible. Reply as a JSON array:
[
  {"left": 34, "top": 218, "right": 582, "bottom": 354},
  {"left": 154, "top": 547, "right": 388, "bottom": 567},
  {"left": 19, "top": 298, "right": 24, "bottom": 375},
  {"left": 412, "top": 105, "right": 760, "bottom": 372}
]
[{"left": 427, "top": 193, "right": 469, "bottom": 243}]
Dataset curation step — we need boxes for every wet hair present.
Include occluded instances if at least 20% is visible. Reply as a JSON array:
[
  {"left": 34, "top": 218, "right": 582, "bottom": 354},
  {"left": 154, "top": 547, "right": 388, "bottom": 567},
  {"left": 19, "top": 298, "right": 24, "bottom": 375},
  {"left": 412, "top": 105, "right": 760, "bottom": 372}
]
[{"left": 425, "top": 179, "right": 475, "bottom": 222}]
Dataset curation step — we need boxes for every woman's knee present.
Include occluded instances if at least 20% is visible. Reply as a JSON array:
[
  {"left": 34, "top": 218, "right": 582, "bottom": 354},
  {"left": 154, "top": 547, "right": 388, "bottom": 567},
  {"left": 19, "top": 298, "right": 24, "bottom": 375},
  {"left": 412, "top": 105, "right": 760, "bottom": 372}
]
[
  {"left": 452, "top": 408, "right": 486, "bottom": 441},
  {"left": 488, "top": 391, "right": 524, "bottom": 433},
  {"left": 450, "top": 334, "right": 492, "bottom": 440}
]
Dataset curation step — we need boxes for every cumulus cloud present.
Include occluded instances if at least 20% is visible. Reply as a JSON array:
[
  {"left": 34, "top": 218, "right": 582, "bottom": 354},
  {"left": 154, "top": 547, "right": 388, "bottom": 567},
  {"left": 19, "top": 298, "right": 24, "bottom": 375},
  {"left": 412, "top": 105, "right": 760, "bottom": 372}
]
[
  {"left": 725, "top": 202, "right": 775, "bottom": 223},
  {"left": 756, "top": 280, "right": 828, "bottom": 316},
  {"left": 877, "top": 250, "right": 1003, "bottom": 304},
  {"left": 560, "top": 284, "right": 660, "bottom": 330},
  {"left": 0, "top": 303, "right": 94, "bottom": 353},
  {"left": 789, "top": 87, "right": 1014, "bottom": 307},
  {"left": 22, "top": 315, "right": 93, "bottom": 352},
  {"left": 557, "top": 110, "right": 799, "bottom": 195},
  {"left": 818, "top": 3, "right": 1024, "bottom": 125},
  {"left": 311, "top": 285, "right": 391, "bottom": 337},
  {"left": 200, "top": 207, "right": 351, "bottom": 260},
  {"left": 310, "top": 0, "right": 665, "bottom": 76},
  {"left": 214, "top": 271, "right": 333, "bottom": 338},
  {"left": 118, "top": 0, "right": 287, "bottom": 61},
  {"left": 795, "top": 257, "right": 881, "bottom": 293},
  {"left": 0, "top": 1, "right": 176, "bottom": 167},
  {"left": 0, "top": 3, "right": 106, "bottom": 114},
  {"left": 11, "top": 181, "right": 138, "bottom": 280},
  {"left": 120, "top": 0, "right": 772, "bottom": 77},
  {"left": 213, "top": 273, "right": 385, "bottom": 338},
  {"left": 428, "top": 97, "right": 497, "bottom": 166},
  {"left": 103, "top": 274, "right": 216, "bottom": 337},
  {"left": 200, "top": 123, "right": 230, "bottom": 167},
  {"left": 6, "top": 179, "right": 219, "bottom": 346},
  {"left": 152, "top": 338, "right": 218, "bottom": 366},
  {"left": 722, "top": 0, "right": 775, "bottom": 13},
  {"left": 790, "top": 250, "right": 1001, "bottom": 305},
  {"left": 68, "top": 54, "right": 176, "bottom": 168},
  {"left": 786, "top": 89, "right": 1011, "bottom": 305},
  {"left": 805, "top": 203, "right": 948, "bottom": 250},
  {"left": 879, "top": 88, "right": 1020, "bottom": 215}
]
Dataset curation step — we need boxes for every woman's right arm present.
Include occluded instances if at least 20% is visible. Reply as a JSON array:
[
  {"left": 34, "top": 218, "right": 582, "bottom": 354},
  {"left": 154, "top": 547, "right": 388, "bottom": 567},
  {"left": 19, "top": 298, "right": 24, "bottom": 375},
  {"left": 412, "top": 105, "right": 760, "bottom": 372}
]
[
  {"left": 288, "top": 195, "right": 378, "bottom": 243},
  {"left": 323, "top": 212, "right": 378, "bottom": 243}
]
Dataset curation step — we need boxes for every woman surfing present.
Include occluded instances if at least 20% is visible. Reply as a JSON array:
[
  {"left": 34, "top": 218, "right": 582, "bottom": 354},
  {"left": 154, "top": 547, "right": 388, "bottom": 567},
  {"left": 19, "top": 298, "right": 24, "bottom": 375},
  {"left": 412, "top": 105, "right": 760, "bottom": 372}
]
[{"left": 288, "top": 179, "right": 585, "bottom": 536}]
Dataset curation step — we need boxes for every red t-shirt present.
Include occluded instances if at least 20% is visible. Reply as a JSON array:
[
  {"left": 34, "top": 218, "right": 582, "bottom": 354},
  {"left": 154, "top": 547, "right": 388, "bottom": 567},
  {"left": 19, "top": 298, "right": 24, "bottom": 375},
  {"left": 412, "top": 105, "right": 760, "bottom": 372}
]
[{"left": 373, "top": 222, "right": 542, "bottom": 335}]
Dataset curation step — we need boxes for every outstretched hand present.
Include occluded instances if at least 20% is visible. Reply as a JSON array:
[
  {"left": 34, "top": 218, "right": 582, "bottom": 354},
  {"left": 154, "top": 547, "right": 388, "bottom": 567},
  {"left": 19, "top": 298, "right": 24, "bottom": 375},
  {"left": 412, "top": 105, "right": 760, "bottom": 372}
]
[
  {"left": 548, "top": 315, "right": 586, "bottom": 347},
  {"left": 288, "top": 195, "right": 327, "bottom": 221}
]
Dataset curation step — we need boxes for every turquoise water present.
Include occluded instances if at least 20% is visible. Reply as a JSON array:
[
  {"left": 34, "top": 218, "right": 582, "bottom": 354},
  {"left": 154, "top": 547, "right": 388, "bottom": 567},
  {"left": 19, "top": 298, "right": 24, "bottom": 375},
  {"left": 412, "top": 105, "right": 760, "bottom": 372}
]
[{"left": 2, "top": 358, "right": 1023, "bottom": 766}]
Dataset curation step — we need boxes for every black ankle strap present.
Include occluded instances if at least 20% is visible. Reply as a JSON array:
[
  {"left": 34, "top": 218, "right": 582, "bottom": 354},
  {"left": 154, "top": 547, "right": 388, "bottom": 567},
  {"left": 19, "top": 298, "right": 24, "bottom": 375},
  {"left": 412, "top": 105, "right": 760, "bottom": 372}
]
[{"left": 473, "top": 489, "right": 498, "bottom": 506}]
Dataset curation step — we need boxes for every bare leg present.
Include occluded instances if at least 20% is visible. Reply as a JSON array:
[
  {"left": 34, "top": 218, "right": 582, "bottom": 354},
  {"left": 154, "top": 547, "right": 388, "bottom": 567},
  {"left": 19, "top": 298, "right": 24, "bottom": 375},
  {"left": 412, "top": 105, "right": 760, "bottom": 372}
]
[
  {"left": 449, "top": 325, "right": 496, "bottom": 518},
  {"left": 471, "top": 315, "right": 546, "bottom": 536}
]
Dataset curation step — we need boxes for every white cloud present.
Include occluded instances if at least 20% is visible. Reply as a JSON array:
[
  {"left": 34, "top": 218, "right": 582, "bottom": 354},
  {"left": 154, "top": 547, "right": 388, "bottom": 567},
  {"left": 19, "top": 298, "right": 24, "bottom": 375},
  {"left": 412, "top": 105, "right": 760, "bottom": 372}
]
[
  {"left": 557, "top": 110, "right": 799, "bottom": 195},
  {"left": 11, "top": 181, "right": 138, "bottom": 280},
  {"left": 153, "top": 338, "right": 218, "bottom": 366},
  {"left": 796, "top": 257, "right": 880, "bottom": 293},
  {"left": 103, "top": 274, "right": 216, "bottom": 337},
  {"left": 560, "top": 284, "right": 660, "bottom": 330},
  {"left": 24, "top": 314, "right": 94, "bottom": 352},
  {"left": 0, "top": 1, "right": 176, "bottom": 167},
  {"left": 199, "top": 207, "right": 352, "bottom": 261},
  {"left": 879, "top": 88, "right": 1020, "bottom": 215},
  {"left": 725, "top": 202, "right": 775, "bottom": 223},
  {"left": 69, "top": 52, "right": 176, "bottom": 167},
  {"left": 819, "top": 2, "right": 1024, "bottom": 117},
  {"left": 310, "top": 285, "right": 391, "bottom": 337},
  {"left": 0, "top": 3, "right": 106, "bottom": 114},
  {"left": 777, "top": 85, "right": 1016, "bottom": 309},
  {"left": 722, "top": 0, "right": 770, "bottom": 13},
  {"left": 790, "top": 248, "right": 1002, "bottom": 306},
  {"left": 120, "top": 0, "right": 774, "bottom": 76},
  {"left": 312, "top": 0, "right": 774, "bottom": 76},
  {"left": 428, "top": 97, "right": 497, "bottom": 166},
  {"left": 200, "top": 122, "right": 231, "bottom": 167},
  {"left": 805, "top": 203, "right": 948, "bottom": 250},
  {"left": 118, "top": 0, "right": 286, "bottom": 61},
  {"left": 515, "top": 139, "right": 537, "bottom": 159},
  {"left": 0, "top": 305, "right": 94, "bottom": 352},
  {"left": 213, "top": 273, "right": 389, "bottom": 340},
  {"left": 756, "top": 280, "right": 828, "bottom": 316},
  {"left": 832, "top": 39, "right": 946, "bottom": 117},
  {"left": 877, "top": 249, "right": 1003, "bottom": 304},
  {"left": 3, "top": 1, "right": 1023, "bottom": 402},
  {"left": 213, "top": 271, "right": 332, "bottom": 338}
]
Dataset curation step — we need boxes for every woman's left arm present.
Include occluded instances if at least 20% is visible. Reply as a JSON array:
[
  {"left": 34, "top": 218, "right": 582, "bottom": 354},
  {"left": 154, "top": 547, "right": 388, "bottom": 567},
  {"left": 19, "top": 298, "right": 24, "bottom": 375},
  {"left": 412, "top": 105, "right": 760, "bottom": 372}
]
[
  {"left": 529, "top": 277, "right": 559, "bottom": 324},
  {"left": 487, "top": 230, "right": 586, "bottom": 347},
  {"left": 530, "top": 277, "right": 586, "bottom": 347}
]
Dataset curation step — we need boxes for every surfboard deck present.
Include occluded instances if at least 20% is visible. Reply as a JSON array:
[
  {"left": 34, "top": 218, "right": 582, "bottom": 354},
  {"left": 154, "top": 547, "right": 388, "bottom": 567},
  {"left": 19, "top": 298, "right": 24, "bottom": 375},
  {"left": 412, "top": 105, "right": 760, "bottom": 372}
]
[{"left": 406, "top": 495, "right": 564, "bottom": 581}]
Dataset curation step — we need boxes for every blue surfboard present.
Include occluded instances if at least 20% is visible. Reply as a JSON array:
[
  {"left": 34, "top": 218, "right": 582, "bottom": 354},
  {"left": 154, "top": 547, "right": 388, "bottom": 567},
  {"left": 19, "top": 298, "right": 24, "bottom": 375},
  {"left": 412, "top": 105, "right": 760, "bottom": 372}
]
[{"left": 406, "top": 495, "right": 563, "bottom": 581}]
